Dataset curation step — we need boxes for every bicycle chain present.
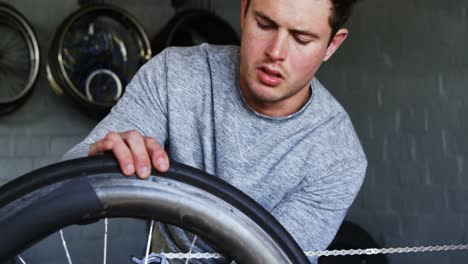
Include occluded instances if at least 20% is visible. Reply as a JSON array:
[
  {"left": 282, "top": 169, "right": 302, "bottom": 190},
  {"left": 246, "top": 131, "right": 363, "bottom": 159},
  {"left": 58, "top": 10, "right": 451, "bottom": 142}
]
[
  {"left": 305, "top": 244, "right": 468, "bottom": 257},
  {"left": 161, "top": 252, "right": 224, "bottom": 259},
  {"left": 158, "top": 244, "right": 468, "bottom": 259}
]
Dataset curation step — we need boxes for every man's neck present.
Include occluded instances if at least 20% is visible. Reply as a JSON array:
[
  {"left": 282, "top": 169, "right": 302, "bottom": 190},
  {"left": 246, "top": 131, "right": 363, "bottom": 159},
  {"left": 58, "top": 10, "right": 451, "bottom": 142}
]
[{"left": 242, "top": 85, "right": 312, "bottom": 118}]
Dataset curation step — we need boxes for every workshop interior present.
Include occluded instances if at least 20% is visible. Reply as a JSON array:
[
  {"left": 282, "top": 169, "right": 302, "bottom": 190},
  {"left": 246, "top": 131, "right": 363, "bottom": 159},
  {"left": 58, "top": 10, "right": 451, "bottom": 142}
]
[{"left": 0, "top": 0, "right": 467, "bottom": 263}]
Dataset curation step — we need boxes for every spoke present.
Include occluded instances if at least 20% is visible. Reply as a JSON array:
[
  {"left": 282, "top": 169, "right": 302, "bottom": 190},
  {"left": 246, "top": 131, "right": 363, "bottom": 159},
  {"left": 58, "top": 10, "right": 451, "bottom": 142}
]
[
  {"left": 103, "top": 218, "right": 108, "bottom": 264},
  {"left": 144, "top": 220, "right": 155, "bottom": 264},
  {"left": 17, "top": 255, "right": 26, "bottom": 264},
  {"left": 59, "top": 229, "right": 73, "bottom": 264},
  {"left": 185, "top": 235, "right": 198, "bottom": 264}
]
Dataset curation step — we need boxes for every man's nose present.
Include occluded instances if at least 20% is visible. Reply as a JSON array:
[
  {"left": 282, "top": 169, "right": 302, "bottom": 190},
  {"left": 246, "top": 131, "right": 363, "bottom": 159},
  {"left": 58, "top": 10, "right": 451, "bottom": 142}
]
[{"left": 265, "top": 32, "right": 287, "bottom": 61}]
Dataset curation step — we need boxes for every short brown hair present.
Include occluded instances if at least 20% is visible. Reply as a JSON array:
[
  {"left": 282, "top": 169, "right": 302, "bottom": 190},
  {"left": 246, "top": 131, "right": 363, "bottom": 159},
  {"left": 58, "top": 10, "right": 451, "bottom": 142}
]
[
  {"left": 329, "top": 0, "right": 359, "bottom": 37},
  {"left": 244, "top": 0, "right": 359, "bottom": 39}
]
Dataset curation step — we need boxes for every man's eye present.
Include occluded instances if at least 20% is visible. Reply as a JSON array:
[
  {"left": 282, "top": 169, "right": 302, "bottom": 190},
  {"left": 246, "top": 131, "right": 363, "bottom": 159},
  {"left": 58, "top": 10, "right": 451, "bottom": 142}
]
[
  {"left": 257, "top": 20, "right": 272, "bottom": 30},
  {"left": 294, "top": 36, "right": 310, "bottom": 45}
]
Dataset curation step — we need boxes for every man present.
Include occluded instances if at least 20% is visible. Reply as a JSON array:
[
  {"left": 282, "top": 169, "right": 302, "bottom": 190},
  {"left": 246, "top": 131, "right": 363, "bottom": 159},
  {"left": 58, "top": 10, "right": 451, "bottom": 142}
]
[{"left": 64, "top": 0, "right": 367, "bottom": 262}]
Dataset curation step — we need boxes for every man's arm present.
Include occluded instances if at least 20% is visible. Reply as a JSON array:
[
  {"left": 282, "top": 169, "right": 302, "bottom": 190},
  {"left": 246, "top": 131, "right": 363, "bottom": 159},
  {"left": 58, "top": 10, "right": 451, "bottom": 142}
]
[
  {"left": 271, "top": 158, "right": 367, "bottom": 263},
  {"left": 63, "top": 50, "right": 171, "bottom": 177}
]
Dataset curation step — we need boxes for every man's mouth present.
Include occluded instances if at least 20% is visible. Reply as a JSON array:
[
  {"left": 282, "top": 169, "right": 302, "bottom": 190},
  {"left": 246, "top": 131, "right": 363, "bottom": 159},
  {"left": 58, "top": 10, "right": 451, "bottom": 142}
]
[
  {"left": 259, "top": 66, "right": 283, "bottom": 78},
  {"left": 256, "top": 66, "right": 284, "bottom": 87}
]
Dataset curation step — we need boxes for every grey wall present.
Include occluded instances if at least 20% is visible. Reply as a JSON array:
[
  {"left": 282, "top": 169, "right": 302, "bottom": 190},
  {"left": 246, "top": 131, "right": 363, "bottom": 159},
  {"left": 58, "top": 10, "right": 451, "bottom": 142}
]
[
  {"left": 1, "top": 0, "right": 468, "bottom": 263},
  {"left": 318, "top": 1, "right": 468, "bottom": 263}
]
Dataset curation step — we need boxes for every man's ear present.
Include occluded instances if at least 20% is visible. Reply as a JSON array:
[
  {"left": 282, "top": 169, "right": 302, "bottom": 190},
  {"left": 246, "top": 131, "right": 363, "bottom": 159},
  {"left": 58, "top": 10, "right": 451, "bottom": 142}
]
[
  {"left": 240, "top": 0, "right": 249, "bottom": 29},
  {"left": 324, "top": 28, "right": 348, "bottom": 61}
]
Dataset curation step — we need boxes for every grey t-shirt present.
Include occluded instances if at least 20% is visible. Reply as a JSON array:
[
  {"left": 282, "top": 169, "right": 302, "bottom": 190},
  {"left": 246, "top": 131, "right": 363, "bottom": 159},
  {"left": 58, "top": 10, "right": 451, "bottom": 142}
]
[{"left": 64, "top": 44, "right": 367, "bottom": 262}]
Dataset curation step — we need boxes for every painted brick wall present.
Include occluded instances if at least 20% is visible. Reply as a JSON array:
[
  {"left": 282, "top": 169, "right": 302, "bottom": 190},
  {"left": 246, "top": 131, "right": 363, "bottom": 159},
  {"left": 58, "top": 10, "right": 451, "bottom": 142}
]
[{"left": 318, "top": 1, "right": 468, "bottom": 263}]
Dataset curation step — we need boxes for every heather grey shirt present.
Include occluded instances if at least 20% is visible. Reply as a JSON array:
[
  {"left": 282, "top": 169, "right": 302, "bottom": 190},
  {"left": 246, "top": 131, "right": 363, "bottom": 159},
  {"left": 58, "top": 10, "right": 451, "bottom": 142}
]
[{"left": 64, "top": 44, "right": 367, "bottom": 263}]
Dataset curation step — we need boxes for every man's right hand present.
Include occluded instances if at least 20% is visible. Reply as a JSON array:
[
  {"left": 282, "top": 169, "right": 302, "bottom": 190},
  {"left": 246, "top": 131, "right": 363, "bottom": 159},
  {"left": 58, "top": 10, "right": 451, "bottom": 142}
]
[{"left": 88, "top": 130, "right": 169, "bottom": 179}]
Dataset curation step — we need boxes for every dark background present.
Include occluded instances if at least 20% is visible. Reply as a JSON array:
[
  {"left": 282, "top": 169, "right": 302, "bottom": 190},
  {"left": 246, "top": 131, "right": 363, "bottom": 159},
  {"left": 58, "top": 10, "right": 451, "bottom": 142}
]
[{"left": 1, "top": 0, "right": 467, "bottom": 263}]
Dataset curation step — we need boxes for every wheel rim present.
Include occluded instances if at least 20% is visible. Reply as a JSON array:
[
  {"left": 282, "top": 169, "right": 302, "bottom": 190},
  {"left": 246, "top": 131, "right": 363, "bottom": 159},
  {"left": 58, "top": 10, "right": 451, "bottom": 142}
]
[
  {"left": 47, "top": 4, "right": 151, "bottom": 119},
  {"left": 0, "top": 4, "right": 39, "bottom": 114},
  {"left": 0, "top": 155, "right": 309, "bottom": 263}
]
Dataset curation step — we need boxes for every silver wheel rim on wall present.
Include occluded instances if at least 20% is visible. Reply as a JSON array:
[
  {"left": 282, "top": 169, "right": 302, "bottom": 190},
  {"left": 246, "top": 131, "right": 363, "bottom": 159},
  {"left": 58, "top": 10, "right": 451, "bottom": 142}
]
[{"left": 46, "top": 4, "right": 151, "bottom": 120}]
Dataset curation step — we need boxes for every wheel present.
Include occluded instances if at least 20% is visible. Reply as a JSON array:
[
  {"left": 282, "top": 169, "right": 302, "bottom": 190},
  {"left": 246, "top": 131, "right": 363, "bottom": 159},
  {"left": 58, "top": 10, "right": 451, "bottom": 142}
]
[
  {"left": 152, "top": 8, "right": 240, "bottom": 56},
  {"left": 0, "top": 3, "right": 40, "bottom": 116},
  {"left": 46, "top": 4, "right": 151, "bottom": 120},
  {"left": 0, "top": 155, "right": 309, "bottom": 263}
]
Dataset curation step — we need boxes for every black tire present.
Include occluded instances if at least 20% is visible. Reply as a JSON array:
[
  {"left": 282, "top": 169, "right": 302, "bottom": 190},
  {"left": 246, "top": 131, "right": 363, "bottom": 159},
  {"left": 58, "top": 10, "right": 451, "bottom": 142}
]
[
  {"left": 46, "top": 4, "right": 151, "bottom": 120},
  {"left": 0, "top": 3, "right": 40, "bottom": 116},
  {"left": 152, "top": 8, "right": 240, "bottom": 56},
  {"left": 0, "top": 155, "right": 309, "bottom": 264}
]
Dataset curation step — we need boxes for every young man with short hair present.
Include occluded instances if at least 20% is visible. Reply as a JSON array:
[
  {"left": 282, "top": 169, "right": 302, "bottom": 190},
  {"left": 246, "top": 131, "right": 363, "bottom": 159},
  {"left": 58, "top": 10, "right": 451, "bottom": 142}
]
[{"left": 65, "top": 0, "right": 366, "bottom": 262}]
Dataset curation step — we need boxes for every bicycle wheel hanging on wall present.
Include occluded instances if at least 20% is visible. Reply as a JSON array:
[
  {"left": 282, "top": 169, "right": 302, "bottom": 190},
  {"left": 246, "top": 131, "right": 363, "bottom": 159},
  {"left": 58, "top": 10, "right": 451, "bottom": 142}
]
[
  {"left": 152, "top": 8, "right": 240, "bottom": 56},
  {"left": 0, "top": 3, "right": 40, "bottom": 116},
  {"left": 46, "top": 4, "right": 151, "bottom": 120},
  {"left": 0, "top": 155, "right": 309, "bottom": 263}
]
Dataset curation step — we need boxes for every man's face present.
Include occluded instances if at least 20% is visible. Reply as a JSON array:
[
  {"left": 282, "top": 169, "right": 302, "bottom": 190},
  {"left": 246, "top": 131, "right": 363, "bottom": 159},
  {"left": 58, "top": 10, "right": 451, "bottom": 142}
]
[{"left": 239, "top": 0, "right": 347, "bottom": 116}]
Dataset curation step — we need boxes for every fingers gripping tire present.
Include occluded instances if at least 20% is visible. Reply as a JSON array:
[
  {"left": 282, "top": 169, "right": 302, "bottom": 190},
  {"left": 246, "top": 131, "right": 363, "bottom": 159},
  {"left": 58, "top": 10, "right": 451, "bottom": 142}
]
[{"left": 0, "top": 155, "right": 309, "bottom": 263}]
